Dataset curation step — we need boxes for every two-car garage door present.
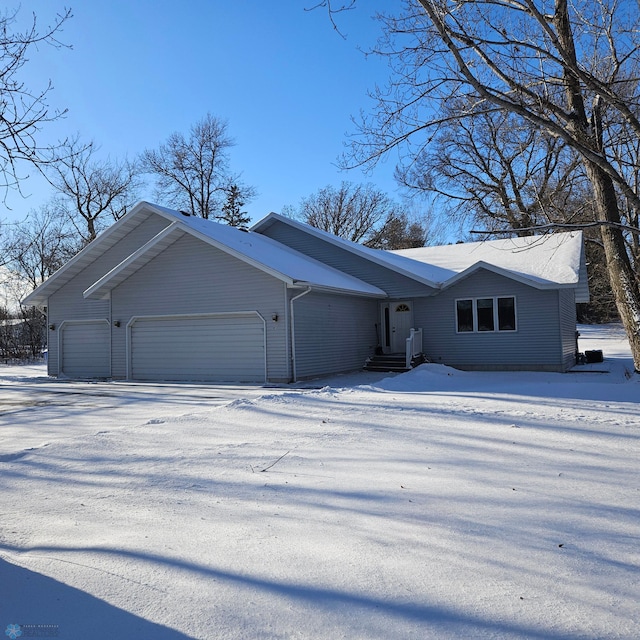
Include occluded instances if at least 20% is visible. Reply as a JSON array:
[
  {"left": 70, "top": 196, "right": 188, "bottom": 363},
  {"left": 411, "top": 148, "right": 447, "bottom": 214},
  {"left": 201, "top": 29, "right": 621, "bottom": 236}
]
[{"left": 129, "top": 313, "right": 265, "bottom": 382}]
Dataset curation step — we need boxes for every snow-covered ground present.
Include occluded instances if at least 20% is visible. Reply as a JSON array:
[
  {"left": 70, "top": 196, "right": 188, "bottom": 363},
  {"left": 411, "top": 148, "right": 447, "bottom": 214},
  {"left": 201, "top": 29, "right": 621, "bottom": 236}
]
[{"left": 0, "top": 324, "right": 638, "bottom": 639}]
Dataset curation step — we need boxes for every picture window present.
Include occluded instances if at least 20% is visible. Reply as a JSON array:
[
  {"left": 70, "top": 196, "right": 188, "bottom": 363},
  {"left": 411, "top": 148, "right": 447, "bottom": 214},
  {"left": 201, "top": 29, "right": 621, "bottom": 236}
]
[{"left": 456, "top": 297, "right": 516, "bottom": 333}]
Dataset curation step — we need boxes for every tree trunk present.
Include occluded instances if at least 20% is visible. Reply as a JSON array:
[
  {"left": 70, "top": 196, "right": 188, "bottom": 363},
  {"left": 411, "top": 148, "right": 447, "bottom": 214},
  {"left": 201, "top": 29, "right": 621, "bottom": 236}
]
[
  {"left": 584, "top": 160, "right": 640, "bottom": 371},
  {"left": 86, "top": 217, "right": 97, "bottom": 243},
  {"left": 552, "top": 0, "right": 640, "bottom": 370}
]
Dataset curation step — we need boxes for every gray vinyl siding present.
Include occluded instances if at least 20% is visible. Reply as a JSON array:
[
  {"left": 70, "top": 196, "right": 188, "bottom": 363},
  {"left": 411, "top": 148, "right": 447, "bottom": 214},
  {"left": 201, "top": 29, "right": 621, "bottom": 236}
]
[
  {"left": 110, "top": 234, "right": 289, "bottom": 381},
  {"left": 415, "top": 270, "right": 568, "bottom": 371},
  {"left": 559, "top": 288, "right": 578, "bottom": 371},
  {"left": 261, "top": 221, "right": 435, "bottom": 298},
  {"left": 292, "top": 290, "right": 378, "bottom": 379},
  {"left": 47, "top": 215, "right": 172, "bottom": 376}
]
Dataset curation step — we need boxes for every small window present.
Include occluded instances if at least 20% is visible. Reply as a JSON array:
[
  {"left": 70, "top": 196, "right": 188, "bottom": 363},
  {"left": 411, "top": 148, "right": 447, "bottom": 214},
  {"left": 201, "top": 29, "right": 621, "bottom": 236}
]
[
  {"left": 477, "top": 298, "right": 494, "bottom": 331},
  {"left": 456, "top": 300, "right": 474, "bottom": 332},
  {"left": 456, "top": 296, "right": 516, "bottom": 333},
  {"left": 395, "top": 303, "right": 411, "bottom": 312},
  {"left": 498, "top": 297, "right": 516, "bottom": 331}
]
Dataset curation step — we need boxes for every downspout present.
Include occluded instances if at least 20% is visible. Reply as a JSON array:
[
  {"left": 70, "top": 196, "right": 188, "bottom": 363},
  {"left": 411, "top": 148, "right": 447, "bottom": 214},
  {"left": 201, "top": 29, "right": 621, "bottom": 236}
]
[
  {"left": 289, "top": 287, "right": 311, "bottom": 383},
  {"left": 108, "top": 292, "right": 113, "bottom": 379}
]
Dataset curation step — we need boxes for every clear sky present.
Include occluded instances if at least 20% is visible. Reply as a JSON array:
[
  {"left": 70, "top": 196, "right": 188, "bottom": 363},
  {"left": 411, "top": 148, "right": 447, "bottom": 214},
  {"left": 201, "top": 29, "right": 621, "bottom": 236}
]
[{"left": 3, "top": 1, "right": 404, "bottom": 225}]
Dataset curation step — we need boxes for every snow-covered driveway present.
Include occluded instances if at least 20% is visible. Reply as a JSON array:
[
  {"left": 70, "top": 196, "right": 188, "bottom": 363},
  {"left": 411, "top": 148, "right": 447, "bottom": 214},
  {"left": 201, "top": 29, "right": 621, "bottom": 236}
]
[
  {"left": 0, "top": 325, "right": 638, "bottom": 640},
  {"left": 0, "top": 369, "right": 291, "bottom": 457}
]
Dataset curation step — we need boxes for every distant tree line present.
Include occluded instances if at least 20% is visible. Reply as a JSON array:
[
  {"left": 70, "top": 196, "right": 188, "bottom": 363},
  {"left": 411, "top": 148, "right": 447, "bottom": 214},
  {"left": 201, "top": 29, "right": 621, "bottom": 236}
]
[
  {"left": 282, "top": 181, "right": 434, "bottom": 249},
  {"left": 0, "top": 304, "right": 46, "bottom": 362}
]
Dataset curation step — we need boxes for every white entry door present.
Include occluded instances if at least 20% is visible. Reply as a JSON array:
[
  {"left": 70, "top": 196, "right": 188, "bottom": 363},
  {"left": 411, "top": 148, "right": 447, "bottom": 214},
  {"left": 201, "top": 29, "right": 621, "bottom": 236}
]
[{"left": 390, "top": 301, "right": 413, "bottom": 352}]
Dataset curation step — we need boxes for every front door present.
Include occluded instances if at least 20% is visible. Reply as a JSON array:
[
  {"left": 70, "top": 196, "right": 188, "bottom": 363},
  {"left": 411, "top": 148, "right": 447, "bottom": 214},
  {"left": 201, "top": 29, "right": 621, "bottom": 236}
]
[{"left": 390, "top": 301, "right": 413, "bottom": 352}]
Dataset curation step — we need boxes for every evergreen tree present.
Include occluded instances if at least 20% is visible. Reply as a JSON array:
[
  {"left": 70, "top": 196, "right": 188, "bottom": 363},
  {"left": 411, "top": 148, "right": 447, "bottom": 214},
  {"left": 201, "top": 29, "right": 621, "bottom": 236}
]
[{"left": 219, "top": 184, "right": 251, "bottom": 228}]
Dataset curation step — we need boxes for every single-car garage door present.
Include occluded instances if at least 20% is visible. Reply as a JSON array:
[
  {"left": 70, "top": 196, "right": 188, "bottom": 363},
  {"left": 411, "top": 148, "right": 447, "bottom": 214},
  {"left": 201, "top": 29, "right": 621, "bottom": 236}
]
[
  {"left": 61, "top": 320, "right": 110, "bottom": 378},
  {"left": 129, "top": 313, "right": 265, "bottom": 382}
]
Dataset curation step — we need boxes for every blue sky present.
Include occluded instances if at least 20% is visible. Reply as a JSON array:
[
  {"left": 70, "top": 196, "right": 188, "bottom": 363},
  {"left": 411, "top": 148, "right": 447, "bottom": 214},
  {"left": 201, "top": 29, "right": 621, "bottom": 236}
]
[{"left": 4, "top": 1, "right": 404, "bottom": 224}]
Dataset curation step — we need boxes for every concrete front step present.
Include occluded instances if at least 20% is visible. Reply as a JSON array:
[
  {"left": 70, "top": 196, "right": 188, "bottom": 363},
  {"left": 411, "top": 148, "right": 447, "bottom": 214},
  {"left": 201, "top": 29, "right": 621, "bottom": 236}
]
[
  {"left": 364, "top": 353, "right": 425, "bottom": 373},
  {"left": 364, "top": 365, "right": 411, "bottom": 373}
]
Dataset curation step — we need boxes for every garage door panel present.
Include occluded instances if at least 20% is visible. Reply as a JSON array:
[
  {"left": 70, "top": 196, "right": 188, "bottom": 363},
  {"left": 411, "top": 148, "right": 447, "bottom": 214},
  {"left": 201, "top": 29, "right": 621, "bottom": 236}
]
[
  {"left": 61, "top": 321, "right": 110, "bottom": 378},
  {"left": 130, "top": 314, "right": 264, "bottom": 382}
]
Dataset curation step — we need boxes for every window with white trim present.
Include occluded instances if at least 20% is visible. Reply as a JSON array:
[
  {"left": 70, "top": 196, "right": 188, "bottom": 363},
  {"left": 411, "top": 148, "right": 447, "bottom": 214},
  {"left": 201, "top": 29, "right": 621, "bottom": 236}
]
[{"left": 456, "top": 296, "right": 516, "bottom": 333}]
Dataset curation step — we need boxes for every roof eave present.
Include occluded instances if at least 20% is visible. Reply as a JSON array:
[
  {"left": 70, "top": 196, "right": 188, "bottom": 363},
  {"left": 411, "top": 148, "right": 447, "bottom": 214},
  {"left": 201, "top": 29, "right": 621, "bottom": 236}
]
[
  {"left": 21, "top": 289, "right": 47, "bottom": 308},
  {"left": 181, "top": 220, "right": 384, "bottom": 294},
  {"left": 291, "top": 281, "right": 387, "bottom": 298},
  {"left": 78, "top": 211, "right": 382, "bottom": 300}
]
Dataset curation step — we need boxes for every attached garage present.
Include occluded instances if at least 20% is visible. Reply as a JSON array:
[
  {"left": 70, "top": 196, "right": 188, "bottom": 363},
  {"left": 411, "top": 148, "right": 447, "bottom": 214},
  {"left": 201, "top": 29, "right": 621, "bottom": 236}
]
[
  {"left": 128, "top": 312, "right": 266, "bottom": 382},
  {"left": 60, "top": 320, "right": 110, "bottom": 378}
]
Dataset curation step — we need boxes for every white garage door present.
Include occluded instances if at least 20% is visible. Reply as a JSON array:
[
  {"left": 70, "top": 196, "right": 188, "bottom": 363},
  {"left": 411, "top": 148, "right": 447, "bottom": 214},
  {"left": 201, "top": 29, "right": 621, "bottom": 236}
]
[
  {"left": 61, "top": 320, "right": 110, "bottom": 378},
  {"left": 129, "top": 313, "right": 265, "bottom": 382}
]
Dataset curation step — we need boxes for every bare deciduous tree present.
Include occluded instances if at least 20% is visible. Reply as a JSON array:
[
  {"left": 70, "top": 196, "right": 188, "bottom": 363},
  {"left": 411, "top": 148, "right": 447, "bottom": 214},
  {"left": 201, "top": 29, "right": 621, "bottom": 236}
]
[
  {"left": 285, "top": 181, "right": 401, "bottom": 243},
  {"left": 141, "top": 114, "right": 251, "bottom": 220},
  {"left": 1, "top": 202, "right": 79, "bottom": 360},
  {"left": 47, "top": 137, "right": 141, "bottom": 242},
  {"left": 0, "top": 6, "right": 72, "bottom": 199},
  {"left": 4, "top": 202, "right": 78, "bottom": 288},
  {"left": 403, "top": 103, "right": 587, "bottom": 236},
  {"left": 365, "top": 211, "right": 430, "bottom": 249},
  {"left": 319, "top": 0, "right": 640, "bottom": 369}
]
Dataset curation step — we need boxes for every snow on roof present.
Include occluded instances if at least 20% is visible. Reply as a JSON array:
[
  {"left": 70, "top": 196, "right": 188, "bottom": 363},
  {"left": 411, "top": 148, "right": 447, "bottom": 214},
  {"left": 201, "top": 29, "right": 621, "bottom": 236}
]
[
  {"left": 159, "top": 208, "right": 386, "bottom": 296},
  {"left": 252, "top": 213, "right": 585, "bottom": 290},
  {"left": 392, "top": 231, "right": 584, "bottom": 288}
]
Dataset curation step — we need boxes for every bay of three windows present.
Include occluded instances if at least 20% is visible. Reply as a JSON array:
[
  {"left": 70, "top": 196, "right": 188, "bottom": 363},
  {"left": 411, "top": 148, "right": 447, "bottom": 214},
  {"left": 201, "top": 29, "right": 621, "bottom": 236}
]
[{"left": 456, "top": 296, "right": 516, "bottom": 333}]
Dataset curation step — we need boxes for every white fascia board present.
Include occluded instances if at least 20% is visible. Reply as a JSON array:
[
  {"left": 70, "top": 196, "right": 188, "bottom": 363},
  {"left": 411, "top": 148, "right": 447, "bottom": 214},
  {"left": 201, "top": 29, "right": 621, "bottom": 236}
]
[
  {"left": 83, "top": 221, "right": 183, "bottom": 299},
  {"left": 22, "top": 224, "right": 122, "bottom": 306},
  {"left": 290, "top": 281, "right": 387, "bottom": 298}
]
